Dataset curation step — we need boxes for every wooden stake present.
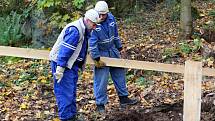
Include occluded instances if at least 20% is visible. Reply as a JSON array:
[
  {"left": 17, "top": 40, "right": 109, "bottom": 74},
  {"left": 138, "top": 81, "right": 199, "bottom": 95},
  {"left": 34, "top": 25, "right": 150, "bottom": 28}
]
[{"left": 183, "top": 60, "right": 202, "bottom": 121}]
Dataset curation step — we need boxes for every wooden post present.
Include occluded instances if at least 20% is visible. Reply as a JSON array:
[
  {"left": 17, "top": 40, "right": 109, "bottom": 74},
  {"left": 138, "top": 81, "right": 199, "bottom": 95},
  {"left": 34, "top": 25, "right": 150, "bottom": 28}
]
[{"left": 183, "top": 61, "right": 202, "bottom": 121}]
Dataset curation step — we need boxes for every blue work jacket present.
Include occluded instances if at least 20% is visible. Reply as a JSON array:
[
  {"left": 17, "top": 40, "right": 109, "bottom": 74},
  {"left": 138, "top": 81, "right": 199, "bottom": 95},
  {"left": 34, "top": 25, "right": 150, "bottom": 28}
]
[{"left": 89, "top": 13, "right": 122, "bottom": 60}]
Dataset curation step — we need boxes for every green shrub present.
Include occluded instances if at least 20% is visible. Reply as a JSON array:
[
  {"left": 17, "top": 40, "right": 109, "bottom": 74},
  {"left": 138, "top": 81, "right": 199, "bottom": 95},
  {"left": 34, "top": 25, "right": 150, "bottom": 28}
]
[
  {"left": 179, "top": 42, "right": 192, "bottom": 54},
  {"left": 178, "top": 39, "right": 202, "bottom": 55},
  {"left": 192, "top": 38, "right": 201, "bottom": 52},
  {"left": 73, "top": 0, "right": 85, "bottom": 9},
  {"left": 163, "top": 39, "right": 202, "bottom": 59},
  {"left": 0, "top": 11, "right": 23, "bottom": 46},
  {"left": 36, "top": 0, "right": 87, "bottom": 29}
]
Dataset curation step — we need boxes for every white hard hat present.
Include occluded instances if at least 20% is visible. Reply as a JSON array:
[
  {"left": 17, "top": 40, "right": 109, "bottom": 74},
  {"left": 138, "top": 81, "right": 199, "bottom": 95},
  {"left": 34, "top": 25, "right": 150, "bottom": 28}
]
[
  {"left": 94, "top": 1, "right": 109, "bottom": 14},
  {"left": 84, "top": 9, "right": 99, "bottom": 23}
]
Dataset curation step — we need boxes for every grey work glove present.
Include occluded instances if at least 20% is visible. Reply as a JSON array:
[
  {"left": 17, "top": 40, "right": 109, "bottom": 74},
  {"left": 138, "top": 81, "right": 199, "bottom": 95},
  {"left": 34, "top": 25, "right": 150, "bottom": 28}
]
[{"left": 54, "top": 66, "right": 65, "bottom": 83}]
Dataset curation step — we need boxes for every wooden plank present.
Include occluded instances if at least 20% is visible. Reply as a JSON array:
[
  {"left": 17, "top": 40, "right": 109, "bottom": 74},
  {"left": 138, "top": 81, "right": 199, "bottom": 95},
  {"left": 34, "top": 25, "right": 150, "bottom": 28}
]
[
  {"left": 183, "top": 61, "right": 202, "bottom": 121},
  {"left": 87, "top": 56, "right": 185, "bottom": 74},
  {"left": 0, "top": 46, "right": 215, "bottom": 76},
  {"left": 202, "top": 68, "right": 215, "bottom": 77},
  {"left": 0, "top": 46, "right": 185, "bottom": 74},
  {"left": 0, "top": 46, "right": 49, "bottom": 60}
]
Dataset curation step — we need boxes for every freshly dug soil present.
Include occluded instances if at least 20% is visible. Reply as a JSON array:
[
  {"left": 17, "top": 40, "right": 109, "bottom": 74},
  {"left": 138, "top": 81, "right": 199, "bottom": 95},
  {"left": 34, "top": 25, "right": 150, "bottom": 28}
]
[{"left": 105, "top": 93, "right": 215, "bottom": 121}]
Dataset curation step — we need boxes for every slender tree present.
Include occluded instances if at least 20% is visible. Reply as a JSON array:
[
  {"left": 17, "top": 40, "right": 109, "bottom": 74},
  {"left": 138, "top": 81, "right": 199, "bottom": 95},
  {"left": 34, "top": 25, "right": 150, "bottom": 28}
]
[{"left": 180, "top": 0, "right": 192, "bottom": 40}]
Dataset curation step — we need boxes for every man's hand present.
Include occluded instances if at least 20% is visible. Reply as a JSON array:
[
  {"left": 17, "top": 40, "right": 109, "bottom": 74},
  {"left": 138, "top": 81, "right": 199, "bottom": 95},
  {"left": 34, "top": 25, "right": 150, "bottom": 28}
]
[
  {"left": 94, "top": 60, "right": 106, "bottom": 68},
  {"left": 54, "top": 66, "right": 65, "bottom": 83}
]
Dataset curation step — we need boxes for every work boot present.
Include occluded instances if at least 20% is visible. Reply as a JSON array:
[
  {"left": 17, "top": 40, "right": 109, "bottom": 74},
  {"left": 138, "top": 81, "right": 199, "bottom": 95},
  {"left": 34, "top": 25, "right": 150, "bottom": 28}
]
[
  {"left": 96, "top": 104, "right": 105, "bottom": 113},
  {"left": 119, "top": 96, "right": 138, "bottom": 107}
]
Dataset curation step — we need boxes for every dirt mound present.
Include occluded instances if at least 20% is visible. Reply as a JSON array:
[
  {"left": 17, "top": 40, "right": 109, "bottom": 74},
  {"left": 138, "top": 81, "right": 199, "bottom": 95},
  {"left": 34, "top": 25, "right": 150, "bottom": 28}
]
[
  {"left": 106, "top": 102, "right": 183, "bottom": 121},
  {"left": 105, "top": 94, "right": 215, "bottom": 121}
]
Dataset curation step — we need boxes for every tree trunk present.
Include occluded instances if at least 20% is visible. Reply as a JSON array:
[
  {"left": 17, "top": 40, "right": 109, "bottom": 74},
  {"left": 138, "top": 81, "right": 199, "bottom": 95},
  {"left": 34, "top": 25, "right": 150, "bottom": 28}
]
[{"left": 180, "top": 0, "right": 192, "bottom": 40}]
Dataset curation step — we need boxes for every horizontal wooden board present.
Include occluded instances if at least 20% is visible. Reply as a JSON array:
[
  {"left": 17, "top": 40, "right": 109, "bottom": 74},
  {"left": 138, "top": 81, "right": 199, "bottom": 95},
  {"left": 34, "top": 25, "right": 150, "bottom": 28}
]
[{"left": 0, "top": 46, "right": 215, "bottom": 76}]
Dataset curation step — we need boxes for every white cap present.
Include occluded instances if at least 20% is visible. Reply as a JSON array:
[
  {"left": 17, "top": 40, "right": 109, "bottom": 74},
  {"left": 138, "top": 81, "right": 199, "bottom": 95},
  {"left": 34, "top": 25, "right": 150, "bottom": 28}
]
[
  {"left": 94, "top": 1, "right": 109, "bottom": 14},
  {"left": 84, "top": 9, "right": 99, "bottom": 23}
]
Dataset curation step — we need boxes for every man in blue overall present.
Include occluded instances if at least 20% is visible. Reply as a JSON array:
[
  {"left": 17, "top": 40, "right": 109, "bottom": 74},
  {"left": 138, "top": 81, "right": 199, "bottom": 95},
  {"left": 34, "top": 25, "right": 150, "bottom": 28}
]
[
  {"left": 49, "top": 9, "right": 99, "bottom": 121},
  {"left": 89, "top": 1, "right": 138, "bottom": 113}
]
